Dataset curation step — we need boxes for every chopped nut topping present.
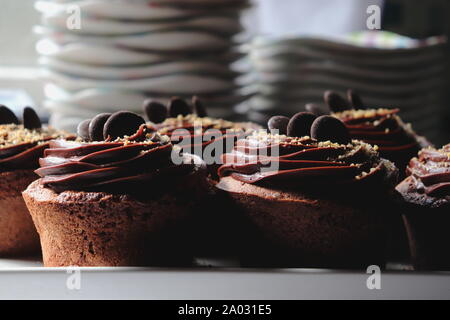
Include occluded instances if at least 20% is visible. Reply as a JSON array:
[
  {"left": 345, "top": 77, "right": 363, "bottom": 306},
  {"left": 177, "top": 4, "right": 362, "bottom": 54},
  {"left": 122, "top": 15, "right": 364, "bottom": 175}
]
[
  {"left": 0, "top": 124, "right": 71, "bottom": 148},
  {"left": 159, "top": 114, "right": 238, "bottom": 131},
  {"left": 333, "top": 108, "right": 398, "bottom": 119}
]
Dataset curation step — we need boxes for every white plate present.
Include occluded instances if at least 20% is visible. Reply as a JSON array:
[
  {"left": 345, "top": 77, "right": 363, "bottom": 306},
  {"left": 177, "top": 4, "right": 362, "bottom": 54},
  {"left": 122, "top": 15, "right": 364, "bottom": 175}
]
[
  {"left": 44, "top": 100, "right": 102, "bottom": 118},
  {"left": 42, "top": 0, "right": 249, "bottom": 6},
  {"left": 39, "top": 57, "right": 236, "bottom": 80},
  {"left": 35, "top": 0, "right": 207, "bottom": 20},
  {"left": 36, "top": 0, "right": 246, "bottom": 20},
  {"left": 250, "top": 35, "right": 446, "bottom": 55},
  {"left": 36, "top": 29, "right": 234, "bottom": 52},
  {"left": 41, "top": 14, "right": 241, "bottom": 36},
  {"left": 42, "top": 70, "right": 236, "bottom": 94},
  {"left": 247, "top": 93, "right": 444, "bottom": 112},
  {"left": 249, "top": 45, "right": 446, "bottom": 69},
  {"left": 36, "top": 39, "right": 242, "bottom": 65},
  {"left": 253, "top": 75, "right": 444, "bottom": 96},
  {"left": 37, "top": 39, "right": 170, "bottom": 65},
  {"left": 45, "top": 82, "right": 245, "bottom": 103},
  {"left": 250, "top": 61, "right": 445, "bottom": 82},
  {"left": 44, "top": 88, "right": 147, "bottom": 111},
  {"left": 126, "top": 91, "right": 246, "bottom": 106}
]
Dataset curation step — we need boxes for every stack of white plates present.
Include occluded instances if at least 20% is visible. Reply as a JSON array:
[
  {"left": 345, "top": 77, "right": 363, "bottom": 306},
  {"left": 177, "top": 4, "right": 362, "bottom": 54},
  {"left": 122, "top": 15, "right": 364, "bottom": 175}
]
[
  {"left": 34, "top": 0, "right": 249, "bottom": 131},
  {"left": 244, "top": 31, "right": 448, "bottom": 144}
]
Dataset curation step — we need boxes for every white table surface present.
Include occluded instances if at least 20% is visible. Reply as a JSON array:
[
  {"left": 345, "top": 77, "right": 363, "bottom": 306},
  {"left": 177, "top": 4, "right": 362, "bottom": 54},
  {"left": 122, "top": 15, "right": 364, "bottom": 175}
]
[{"left": 1, "top": 257, "right": 449, "bottom": 300}]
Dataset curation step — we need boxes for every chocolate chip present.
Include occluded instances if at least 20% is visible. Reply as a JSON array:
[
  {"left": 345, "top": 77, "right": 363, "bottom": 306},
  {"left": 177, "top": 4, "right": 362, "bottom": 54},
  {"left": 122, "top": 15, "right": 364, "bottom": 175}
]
[
  {"left": 168, "top": 97, "right": 191, "bottom": 117},
  {"left": 324, "top": 91, "right": 351, "bottom": 113},
  {"left": 103, "top": 111, "right": 145, "bottom": 140},
  {"left": 192, "top": 96, "right": 207, "bottom": 117},
  {"left": 311, "top": 115, "right": 350, "bottom": 144},
  {"left": 305, "top": 103, "right": 329, "bottom": 116},
  {"left": 23, "top": 106, "right": 42, "bottom": 129},
  {"left": 347, "top": 89, "right": 364, "bottom": 109},
  {"left": 77, "top": 119, "right": 91, "bottom": 141},
  {"left": 143, "top": 99, "right": 167, "bottom": 123},
  {"left": 0, "top": 105, "right": 19, "bottom": 125},
  {"left": 268, "top": 116, "right": 289, "bottom": 135},
  {"left": 287, "top": 112, "right": 317, "bottom": 137},
  {"left": 89, "top": 113, "right": 111, "bottom": 141}
]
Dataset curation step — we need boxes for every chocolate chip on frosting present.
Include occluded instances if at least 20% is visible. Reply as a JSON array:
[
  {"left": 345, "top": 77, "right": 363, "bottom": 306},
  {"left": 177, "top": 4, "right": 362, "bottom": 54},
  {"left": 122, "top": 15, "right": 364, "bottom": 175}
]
[
  {"left": 287, "top": 112, "right": 317, "bottom": 137},
  {"left": 143, "top": 100, "right": 167, "bottom": 124},
  {"left": 89, "top": 113, "right": 111, "bottom": 141},
  {"left": 347, "top": 89, "right": 364, "bottom": 109},
  {"left": 305, "top": 103, "right": 329, "bottom": 116},
  {"left": 311, "top": 115, "right": 350, "bottom": 144},
  {"left": 23, "top": 107, "right": 42, "bottom": 130},
  {"left": 77, "top": 119, "right": 91, "bottom": 141},
  {"left": 168, "top": 97, "right": 191, "bottom": 117},
  {"left": 192, "top": 96, "right": 207, "bottom": 117},
  {"left": 0, "top": 105, "right": 19, "bottom": 125},
  {"left": 324, "top": 91, "right": 351, "bottom": 113},
  {"left": 268, "top": 115, "right": 289, "bottom": 135},
  {"left": 103, "top": 111, "right": 145, "bottom": 140}
]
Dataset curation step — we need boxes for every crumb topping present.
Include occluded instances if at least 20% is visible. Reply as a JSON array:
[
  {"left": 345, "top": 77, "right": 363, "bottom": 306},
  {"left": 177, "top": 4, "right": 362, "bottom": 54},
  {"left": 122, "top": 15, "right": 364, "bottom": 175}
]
[
  {"left": 0, "top": 124, "right": 70, "bottom": 148},
  {"left": 248, "top": 131, "right": 380, "bottom": 158},
  {"left": 74, "top": 131, "right": 171, "bottom": 146},
  {"left": 158, "top": 114, "right": 239, "bottom": 133},
  {"left": 333, "top": 108, "right": 398, "bottom": 120},
  {"left": 220, "top": 128, "right": 395, "bottom": 188},
  {"left": 111, "top": 132, "right": 170, "bottom": 145}
]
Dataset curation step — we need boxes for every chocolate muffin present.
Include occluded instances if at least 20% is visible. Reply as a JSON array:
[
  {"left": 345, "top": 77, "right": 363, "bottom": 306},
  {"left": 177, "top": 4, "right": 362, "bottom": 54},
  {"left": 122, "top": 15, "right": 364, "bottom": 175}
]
[
  {"left": 0, "top": 106, "right": 71, "bottom": 256},
  {"left": 144, "top": 96, "right": 260, "bottom": 177},
  {"left": 23, "top": 111, "right": 208, "bottom": 267},
  {"left": 142, "top": 97, "right": 261, "bottom": 256},
  {"left": 396, "top": 144, "right": 450, "bottom": 270},
  {"left": 309, "top": 90, "right": 430, "bottom": 261},
  {"left": 307, "top": 90, "right": 430, "bottom": 175},
  {"left": 216, "top": 113, "right": 398, "bottom": 268}
]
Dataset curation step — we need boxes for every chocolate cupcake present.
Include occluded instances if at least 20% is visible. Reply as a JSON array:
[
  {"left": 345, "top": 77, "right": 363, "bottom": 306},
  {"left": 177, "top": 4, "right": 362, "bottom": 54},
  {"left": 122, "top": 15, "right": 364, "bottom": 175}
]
[
  {"left": 307, "top": 90, "right": 430, "bottom": 175},
  {"left": 144, "top": 96, "right": 260, "bottom": 177},
  {"left": 396, "top": 144, "right": 450, "bottom": 270},
  {"left": 216, "top": 113, "right": 398, "bottom": 268},
  {"left": 0, "top": 106, "right": 71, "bottom": 256},
  {"left": 308, "top": 90, "right": 431, "bottom": 262},
  {"left": 22, "top": 111, "right": 208, "bottom": 267},
  {"left": 143, "top": 97, "right": 261, "bottom": 256}
]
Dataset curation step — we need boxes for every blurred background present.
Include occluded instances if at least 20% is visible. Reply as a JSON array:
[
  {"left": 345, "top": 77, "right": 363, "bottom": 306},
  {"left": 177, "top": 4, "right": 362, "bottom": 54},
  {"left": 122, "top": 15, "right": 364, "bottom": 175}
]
[{"left": 0, "top": 0, "right": 448, "bottom": 144}]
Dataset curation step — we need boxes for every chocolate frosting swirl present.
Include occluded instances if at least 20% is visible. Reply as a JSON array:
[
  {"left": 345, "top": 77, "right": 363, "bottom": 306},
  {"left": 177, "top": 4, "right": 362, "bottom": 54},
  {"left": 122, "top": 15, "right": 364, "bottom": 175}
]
[
  {"left": 143, "top": 97, "right": 260, "bottom": 164},
  {"left": 404, "top": 144, "right": 450, "bottom": 199},
  {"left": 36, "top": 125, "right": 204, "bottom": 193},
  {"left": 333, "top": 108, "right": 428, "bottom": 170},
  {"left": 0, "top": 124, "right": 73, "bottom": 171},
  {"left": 154, "top": 114, "right": 260, "bottom": 159},
  {"left": 218, "top": 131, "right": 397, "bottom": 193}
]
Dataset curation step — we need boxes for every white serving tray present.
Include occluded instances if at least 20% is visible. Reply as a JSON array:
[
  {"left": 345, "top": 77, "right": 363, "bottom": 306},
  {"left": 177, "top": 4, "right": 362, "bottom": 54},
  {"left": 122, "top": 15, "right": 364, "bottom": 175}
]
[{"left": 1, "top": 257, "right": 450, "bottom": 299}]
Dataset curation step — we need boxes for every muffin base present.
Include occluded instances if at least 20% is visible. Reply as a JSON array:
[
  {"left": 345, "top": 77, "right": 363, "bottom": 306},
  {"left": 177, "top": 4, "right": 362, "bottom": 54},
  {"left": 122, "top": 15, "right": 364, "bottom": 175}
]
[
  {"left": 23, "top": 174, "right": 207, "bottom": 267},
  {"left": 402, "top": 208, "right": 450, "bottom": 271},
  {"left": 0, "top": 170, "right": 40, "bottom": 256},
  {"left": 216, "top": 177, "right": 390, "bottom": 268},
  {"left": 397, "top": 176, "right": 450, "bottom": 270}
]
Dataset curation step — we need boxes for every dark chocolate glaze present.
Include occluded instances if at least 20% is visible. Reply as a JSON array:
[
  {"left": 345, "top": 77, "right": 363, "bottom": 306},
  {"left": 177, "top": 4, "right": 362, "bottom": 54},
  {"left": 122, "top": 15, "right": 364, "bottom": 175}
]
[
  {"left": 406, "top": 144, "right": 450, "bottom": 198},
  {"left": 36, "top": 125, "right": 204, "bottom": 193},
  {"left": 154, "top": 115, "right": 260, "bottom": 159},
  {"left": 333, "top": 108, "right": 429, "bottom": 171},
  {"left": 0, "top": 125, "right": 73, "bottom": 171},
  {"left": 218, "top": 132, "right": 397, "bottom": 192}
]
